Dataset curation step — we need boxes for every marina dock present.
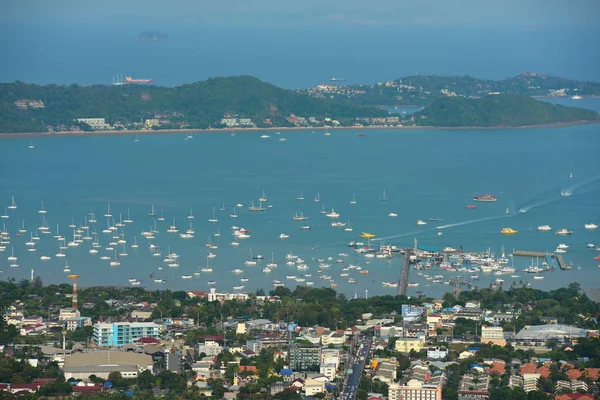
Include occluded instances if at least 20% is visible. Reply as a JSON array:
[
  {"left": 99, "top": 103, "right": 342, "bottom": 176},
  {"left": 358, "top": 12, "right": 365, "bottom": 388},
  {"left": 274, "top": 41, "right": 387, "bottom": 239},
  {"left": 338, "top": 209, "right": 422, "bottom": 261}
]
[{"left": 512, "top": 250, "right": 570, "bottom": 270}]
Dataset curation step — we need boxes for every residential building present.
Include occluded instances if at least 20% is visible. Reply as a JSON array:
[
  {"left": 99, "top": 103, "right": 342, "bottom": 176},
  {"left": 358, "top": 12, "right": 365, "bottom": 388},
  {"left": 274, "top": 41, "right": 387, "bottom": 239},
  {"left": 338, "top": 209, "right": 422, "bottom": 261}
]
[
  {"left": 373, "top": 359, "right": 397, "bottom": 384},
  {"left": 304, "top": 378, "right": 325, "bottom": 396},
  {"left": 197, "top": 339, "right": 222, "bottom": 356},
  {"left": 522, "top": 373, "right": 540, "bottom": 392},
  {"left": 65, "top": 317, "right": 92, "bottom": 331},
  {"left": 76, "top": 118, "right": 107, "bottom": 130},
  {"left": 402, "top": 305, "right": 425, "bottom": 322},
  {"left": 59, "top": 308, "right": 81, "bottom": 320},
  {"left": 93, "top": 322, "right": 161, "bottom": 347},
  {"left": 207, "top": 288, "right": 250, "bottom": 303},
  {"left": 165, "top": 352, "right": 181, "bottom": 373},
  {"left": 555, "top": 380, "right": 588, "bottom": 393},
  {"left": 388, "top": 381, "right": 442, "bottom": 400},
  {"left": 289, "top": 346, "right": 321, "bottom": 372},
  {"left": 480, "top": 325, "right": 506, "bottom": 346},
  {"left": 395, "top": 337, "right": 425, "bottom": 353},
  {"left": 320, "top": 363, "right": 336, "bottom": 381},
  {"left": 458, "top": 374, "right": 489, "bottom": 400},
  {"left": 321, "top": 331, "right": 346, "bottom": 345},
  {"left": 427, "top": 347, "right": 448, "bottom": 360}
]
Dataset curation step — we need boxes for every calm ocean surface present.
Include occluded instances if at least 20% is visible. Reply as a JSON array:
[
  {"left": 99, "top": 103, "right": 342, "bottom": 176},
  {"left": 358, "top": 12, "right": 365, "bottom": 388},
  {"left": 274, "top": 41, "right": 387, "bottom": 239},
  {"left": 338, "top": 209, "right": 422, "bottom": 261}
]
[{"left": 1, "top": 99, "right": 599, "bottom": 297}]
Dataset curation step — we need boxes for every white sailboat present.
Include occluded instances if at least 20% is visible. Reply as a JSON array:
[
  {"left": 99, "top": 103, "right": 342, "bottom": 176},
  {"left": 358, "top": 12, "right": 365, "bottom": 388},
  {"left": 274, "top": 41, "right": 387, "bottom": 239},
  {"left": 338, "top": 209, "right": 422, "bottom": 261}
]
[
  {"left": 39, "top": 201, "right": 47, "bottom": 214},
  {"left": 379, "top": 190, "right": 388, "bottom": 201},
  {"left": 148, "top": 205, "right": 157, "bottom": 217},
  {"left": 158, "top": 208, "right": 165, "bottom": 221},
  {"left": 131, "top": 236, "right": 139, "bottom": 248},
  {"left": 188, "top": 208, "right": 194, "bottom": 219},
  {"left": 266, "top": 253, "right": 278, "bottom": 268},
  {"left": 350, "top": 194, "right": 357, "bottom": 205},
  {"left": 259, "top": 191, "right": 267, "bottom": 202},
  {"left": 230, "top": 206, "right": 238, "bottom": 218},
  {"left": 28, "top": 140, "right": 35, "bottom": 149},
  {"left": 110, "top": 250, "right": 120, "bottom": 266},
  {"left": 314, "top": 192, "right": 322, "bottom": 203},
  {"left": 201, "top": 256, "right": 213, "bottom": 272},
  {"left": 19, "top": 221, "right": 27, "bottom": 233},
  {"left": 297, "top": 191, "right": 304, "bottom": 200},
  {"left": 124, "top": 209, "right": 133, "bottom": 223},
  {"left": 8, "top": 196, "right": 17, "bottom": 210},
  {"left": 245, "top": 249, "right": 257, "bottom": 265},
  {"left": 208, "top": 207, "right": 218, "bottom": 223},
  {"left": 134, "top": 134, "right": 140, "bottom": 143}
]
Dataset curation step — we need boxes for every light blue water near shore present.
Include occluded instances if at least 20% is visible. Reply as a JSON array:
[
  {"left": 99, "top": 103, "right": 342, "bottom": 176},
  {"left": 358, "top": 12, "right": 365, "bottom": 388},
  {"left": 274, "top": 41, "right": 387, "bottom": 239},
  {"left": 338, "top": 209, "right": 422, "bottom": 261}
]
[{"left": 1, "top": 100, "right": 599, "bottom": 297}]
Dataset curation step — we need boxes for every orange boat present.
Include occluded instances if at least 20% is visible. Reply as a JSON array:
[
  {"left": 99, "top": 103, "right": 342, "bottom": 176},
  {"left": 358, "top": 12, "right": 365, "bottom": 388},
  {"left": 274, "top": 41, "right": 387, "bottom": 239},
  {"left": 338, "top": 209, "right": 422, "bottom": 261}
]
[{"left": 466, "top": 205, "right": 476, "bottom": 209}]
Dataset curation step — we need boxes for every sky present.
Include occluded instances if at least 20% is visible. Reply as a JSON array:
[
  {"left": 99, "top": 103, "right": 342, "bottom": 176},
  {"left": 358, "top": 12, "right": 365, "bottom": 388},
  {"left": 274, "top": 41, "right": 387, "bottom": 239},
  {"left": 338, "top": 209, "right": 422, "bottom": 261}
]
[
  {"left": 1, "top": 0, "right": 599, "bottom": 86},
  {"left": 2, "top": 0, "right": 599, "bottom": 28}
]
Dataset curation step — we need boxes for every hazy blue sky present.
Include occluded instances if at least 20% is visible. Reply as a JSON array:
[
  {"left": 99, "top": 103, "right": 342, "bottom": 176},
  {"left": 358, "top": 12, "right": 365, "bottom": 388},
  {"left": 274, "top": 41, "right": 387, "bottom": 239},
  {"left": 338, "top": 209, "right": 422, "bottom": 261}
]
[{"left": 3, "top": 0, "right": 599, "bottom": 28}]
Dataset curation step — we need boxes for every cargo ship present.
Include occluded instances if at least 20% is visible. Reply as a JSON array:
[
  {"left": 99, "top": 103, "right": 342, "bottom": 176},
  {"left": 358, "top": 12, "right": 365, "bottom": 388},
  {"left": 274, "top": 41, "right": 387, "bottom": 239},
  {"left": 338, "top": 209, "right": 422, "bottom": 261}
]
[
  {"left": 473, "top": 194, "right": 497, "bottom": 202},
  {"left": 125, "top": 76, "right": 153, "bottom": 84}
]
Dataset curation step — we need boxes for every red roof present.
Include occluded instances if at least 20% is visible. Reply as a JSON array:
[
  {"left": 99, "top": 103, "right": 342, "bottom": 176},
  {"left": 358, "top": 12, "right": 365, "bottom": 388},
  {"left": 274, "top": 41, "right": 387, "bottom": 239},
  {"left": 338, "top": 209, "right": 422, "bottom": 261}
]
[
  {"left": 238, "top": 366, "right": 258, "bottom": 374},
  {"left": 137, "top": 337, "right": 160, "bottom": 344},
  {"left": 555, "top": 394, "right": 595, "bottom": 400},
  {"left": 32, "top": 378, "right": 56, "bottom": 385}
]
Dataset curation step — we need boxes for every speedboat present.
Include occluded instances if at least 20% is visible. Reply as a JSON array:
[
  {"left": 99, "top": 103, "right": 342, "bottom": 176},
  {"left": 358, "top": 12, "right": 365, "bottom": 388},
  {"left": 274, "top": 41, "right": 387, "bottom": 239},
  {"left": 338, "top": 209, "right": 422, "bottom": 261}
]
[
  {"left": 279, "top": 233, "right": 289, "bottom": 239},
  {"left": 538, "top": 225, "right": 552, "bottom": 231},
  {"left": 587, "top": 243, "right": 596, "bottom": 248},
  {"left": 557, "top": 243, "right": 569, "bottom": 249},
  {"left": 416, "top": 220, "right": 427, "bottom": 225},
  {"left": 555, "top": 248, "right": 566, "bottom": 253},
  {"left": 388, "top": 212, "right": 398, "bottom": 217},
  {"left": 555, "top": 229, "right": 573, "bottom": 236},
  {"left": 501, "top": 227, "right": 518, "bottom": 235},
  {"left": 181, "top": 275, "right": 193, "bottom": 279},
  {"left": 585, "top": 223, "right": 598, "bottom": 230}
]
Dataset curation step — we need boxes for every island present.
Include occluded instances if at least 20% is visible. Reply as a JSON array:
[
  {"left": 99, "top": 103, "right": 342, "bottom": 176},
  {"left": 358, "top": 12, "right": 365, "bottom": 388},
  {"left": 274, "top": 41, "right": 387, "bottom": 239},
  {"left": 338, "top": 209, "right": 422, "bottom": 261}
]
[
  {"left": 413, "top": 94, "right": 600, "bottom": 127},
  {"left": 0, "top": 75, "right": 598, "bottom": 134}
]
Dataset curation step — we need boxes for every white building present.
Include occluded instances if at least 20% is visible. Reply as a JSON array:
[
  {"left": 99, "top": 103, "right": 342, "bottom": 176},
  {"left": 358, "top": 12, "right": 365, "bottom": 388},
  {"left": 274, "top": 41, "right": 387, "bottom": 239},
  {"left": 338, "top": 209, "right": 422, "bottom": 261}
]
[
  {"left": 304, "top": 378, "right": 325, "bottom": 396},
  {"left": 427, "top": 347, "right": 448, "bottom": 360},
  {"left": 319, "top": 363, "right": 336, "bottom": 381},
  {"left": 59, "top": 308, "right": 81, "bottom": 321},
  {"left": 207, "top": 288, "right": 250, "bottom": 303},
  {"left": 76, "top": 118, "right": 107, "bottom": 130},
  {"left": 197, "top": 339, "right": 223, "bottom": 356},
  {"left": 481, "top": 325, "right": 506, "bottom": 346},
  {"left": 388, "top": 381, "right": 442, "bottom": 400}
]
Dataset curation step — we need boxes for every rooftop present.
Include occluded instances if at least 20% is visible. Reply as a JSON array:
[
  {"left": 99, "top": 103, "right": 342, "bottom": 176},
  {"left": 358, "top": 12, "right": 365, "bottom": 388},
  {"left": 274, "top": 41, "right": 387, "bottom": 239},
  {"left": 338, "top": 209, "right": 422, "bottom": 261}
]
[{"left": 514, "top": 324, "right": 589, "bottom": 341}]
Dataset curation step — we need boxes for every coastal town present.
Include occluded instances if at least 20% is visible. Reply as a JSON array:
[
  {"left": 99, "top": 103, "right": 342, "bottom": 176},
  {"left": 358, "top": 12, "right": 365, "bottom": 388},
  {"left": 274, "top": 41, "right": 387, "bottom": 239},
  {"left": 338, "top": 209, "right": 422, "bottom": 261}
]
[{"left": 1, "top": 279, "right": 598, "bottom": 399}]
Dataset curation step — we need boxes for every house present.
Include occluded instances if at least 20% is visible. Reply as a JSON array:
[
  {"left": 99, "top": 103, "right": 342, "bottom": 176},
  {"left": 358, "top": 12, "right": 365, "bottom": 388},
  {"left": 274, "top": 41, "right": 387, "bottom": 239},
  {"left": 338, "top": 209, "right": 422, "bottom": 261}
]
[
  {"left": 320, "top": 363, "right": 336, "bottom": 381},
  {"left": 279, "top": 368, "right": 294, "bottom": 382},
  {"left": 304, "top": 378, "right": 325, "bottom": 396},
  {"left": 427, "top": 347, "right": 448, "bottom": 360},
  {"left": 395, "top": 337, "right": 425, "bottom": 353}
]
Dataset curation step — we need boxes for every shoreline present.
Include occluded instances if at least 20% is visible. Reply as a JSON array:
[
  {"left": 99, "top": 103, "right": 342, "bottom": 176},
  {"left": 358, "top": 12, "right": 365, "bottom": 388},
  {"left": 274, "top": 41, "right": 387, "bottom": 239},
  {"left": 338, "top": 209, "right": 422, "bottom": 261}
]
[{"left": 0, "top": 120, "right": 597, "bottom": 139}]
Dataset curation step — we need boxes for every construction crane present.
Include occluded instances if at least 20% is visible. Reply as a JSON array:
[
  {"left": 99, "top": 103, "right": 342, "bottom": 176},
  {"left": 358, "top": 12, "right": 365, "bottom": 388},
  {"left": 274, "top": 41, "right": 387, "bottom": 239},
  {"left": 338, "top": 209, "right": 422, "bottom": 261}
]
[{"left": 67, "top": 274, "right": 79, "bottom": 309}]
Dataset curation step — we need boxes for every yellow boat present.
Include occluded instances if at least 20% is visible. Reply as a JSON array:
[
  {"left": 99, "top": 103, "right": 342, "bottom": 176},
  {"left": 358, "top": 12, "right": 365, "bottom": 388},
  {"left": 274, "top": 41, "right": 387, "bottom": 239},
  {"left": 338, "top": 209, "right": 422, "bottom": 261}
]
[
  {"left": 360, "top": 232, "right": 376, "bottom": 238},
  {"left": 501, "top": 228, "right": 518, "bottom": 235}
]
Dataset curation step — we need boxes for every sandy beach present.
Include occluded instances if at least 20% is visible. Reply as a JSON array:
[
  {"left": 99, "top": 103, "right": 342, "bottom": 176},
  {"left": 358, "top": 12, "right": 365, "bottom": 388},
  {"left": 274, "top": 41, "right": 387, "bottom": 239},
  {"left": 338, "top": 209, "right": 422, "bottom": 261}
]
[{"left": 0, "top": 120, "right": 597, "bottom": 139}]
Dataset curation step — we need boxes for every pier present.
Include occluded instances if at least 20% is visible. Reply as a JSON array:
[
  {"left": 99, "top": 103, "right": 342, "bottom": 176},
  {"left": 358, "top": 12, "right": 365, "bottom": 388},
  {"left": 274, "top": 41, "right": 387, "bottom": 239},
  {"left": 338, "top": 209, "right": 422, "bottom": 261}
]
[{"left": 512, "top": 250, "right": 569, "bottom": 270}]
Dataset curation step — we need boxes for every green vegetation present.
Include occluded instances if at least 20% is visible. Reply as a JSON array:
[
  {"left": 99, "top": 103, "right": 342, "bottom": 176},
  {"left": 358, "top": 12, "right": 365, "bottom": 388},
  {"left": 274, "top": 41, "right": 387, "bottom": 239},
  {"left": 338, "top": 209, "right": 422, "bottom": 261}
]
[
  {"left": 0, "top": 76, "right": 388, "bottom": 133},
  {"left": 414, "top": 94, "right": 599, "bottom": 127},
  {"left": 340, "top": 73, "right": 600, "bottom": 107}
]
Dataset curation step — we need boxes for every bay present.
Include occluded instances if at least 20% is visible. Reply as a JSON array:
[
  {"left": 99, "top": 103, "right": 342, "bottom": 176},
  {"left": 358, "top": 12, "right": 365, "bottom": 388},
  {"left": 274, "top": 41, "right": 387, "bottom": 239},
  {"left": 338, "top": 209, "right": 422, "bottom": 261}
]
[{"left": 0, "top": 101, "right": 599, "bottom": 297}]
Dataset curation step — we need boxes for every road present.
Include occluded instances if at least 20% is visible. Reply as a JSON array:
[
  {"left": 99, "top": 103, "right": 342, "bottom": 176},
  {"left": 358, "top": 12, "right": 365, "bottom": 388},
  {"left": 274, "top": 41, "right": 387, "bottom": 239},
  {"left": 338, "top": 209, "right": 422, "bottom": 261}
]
[{"left": 340, "top": 334, "right": 372, "bottom": 400}]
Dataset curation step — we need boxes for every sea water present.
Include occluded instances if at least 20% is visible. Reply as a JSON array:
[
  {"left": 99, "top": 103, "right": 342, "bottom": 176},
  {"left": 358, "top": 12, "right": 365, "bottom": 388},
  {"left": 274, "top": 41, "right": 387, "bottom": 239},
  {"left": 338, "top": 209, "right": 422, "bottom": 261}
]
[{"left": 0, "top": 101, "right": 599, "bottom": 297}]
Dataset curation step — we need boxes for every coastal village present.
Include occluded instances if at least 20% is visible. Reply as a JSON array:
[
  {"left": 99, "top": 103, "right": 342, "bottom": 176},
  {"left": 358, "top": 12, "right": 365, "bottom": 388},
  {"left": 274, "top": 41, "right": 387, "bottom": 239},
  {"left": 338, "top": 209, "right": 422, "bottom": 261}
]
[{"left": 1, "top": 280, "right": 599, "bottom": 399}]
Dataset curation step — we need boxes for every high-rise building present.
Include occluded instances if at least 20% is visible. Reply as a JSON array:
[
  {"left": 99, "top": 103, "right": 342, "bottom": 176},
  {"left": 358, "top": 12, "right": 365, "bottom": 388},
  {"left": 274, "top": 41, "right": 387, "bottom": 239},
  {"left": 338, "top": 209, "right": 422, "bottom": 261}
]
[
  {"left": 289, "top": 345, "right": 321, "bottom": 371},
  {"left": 93, "top": 322, "right": 161, "bottom": 347}
]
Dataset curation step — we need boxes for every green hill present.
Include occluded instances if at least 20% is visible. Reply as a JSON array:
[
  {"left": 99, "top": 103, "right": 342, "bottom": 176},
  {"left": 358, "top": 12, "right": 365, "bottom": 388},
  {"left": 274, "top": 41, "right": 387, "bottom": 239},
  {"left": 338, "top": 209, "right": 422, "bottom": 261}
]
[
  {"left": 413, "top": 94, "right": 600, "bottom": 127},
  {"left": 0, "top": 76, "right": 388, "bottom": 133}
]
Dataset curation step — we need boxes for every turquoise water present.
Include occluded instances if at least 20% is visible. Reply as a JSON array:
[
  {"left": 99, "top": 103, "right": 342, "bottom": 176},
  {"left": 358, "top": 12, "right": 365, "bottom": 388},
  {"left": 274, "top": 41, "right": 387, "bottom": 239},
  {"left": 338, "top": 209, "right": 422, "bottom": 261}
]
[{"left": 1, "top": 103, "right": 599, "bottom": 297}]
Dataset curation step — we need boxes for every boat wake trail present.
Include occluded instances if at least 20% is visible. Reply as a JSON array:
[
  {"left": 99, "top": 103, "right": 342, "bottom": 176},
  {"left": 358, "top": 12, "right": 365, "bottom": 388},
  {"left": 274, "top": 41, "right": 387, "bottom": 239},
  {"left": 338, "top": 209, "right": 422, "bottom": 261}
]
[
  {"left": 518, "top": 197, "right": 561, "bottom": 213},
  {"left": 561, "top": 174, "right": 600, "bottom": 197},
  {"left": 372, "top": 229, "right": 431, "bottom": 241},
  {"left": 436, "top": 214, "right": 508, "bottom": 230}
]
